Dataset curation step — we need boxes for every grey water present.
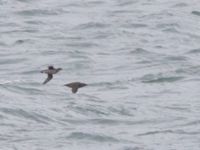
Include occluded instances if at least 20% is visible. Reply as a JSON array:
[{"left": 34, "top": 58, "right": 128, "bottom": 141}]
[{"left": 0, "top": 0, "right": 200, "bottom": 149}]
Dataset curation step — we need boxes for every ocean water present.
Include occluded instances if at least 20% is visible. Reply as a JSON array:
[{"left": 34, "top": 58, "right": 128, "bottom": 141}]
[{"left": 0, "top": 0, "right": 200, "bottom": 149}]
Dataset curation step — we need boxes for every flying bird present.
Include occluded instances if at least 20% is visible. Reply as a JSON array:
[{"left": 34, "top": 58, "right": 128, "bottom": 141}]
[
  {"left": 40, "top": 66, "right": 62, "bottom": 84},
  {"left": 64, "top": 82, "right": 87, "bottom": 93}
]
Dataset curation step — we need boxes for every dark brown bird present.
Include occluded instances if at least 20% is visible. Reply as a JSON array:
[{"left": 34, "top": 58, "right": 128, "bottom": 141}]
[
  {"left": 64, "top": 82, "right": 87, "bottom": 93},
  {"left": 40, "top": 66, "right": 62, "bottom": 84}
]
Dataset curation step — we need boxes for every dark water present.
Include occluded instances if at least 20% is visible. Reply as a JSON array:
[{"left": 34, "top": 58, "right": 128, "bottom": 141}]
[{"left": 0, "top": 0, "right": 200, "bottom": 149}]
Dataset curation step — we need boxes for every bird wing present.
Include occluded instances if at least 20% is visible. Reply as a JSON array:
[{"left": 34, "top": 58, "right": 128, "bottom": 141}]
[
  {"left": 40, "top": 70, "right": 46, "bottom": 73},
  {"left": 43, "top": 74, "right": 53, "bottom": 84},
  {"left": 79, "top": 83, "right": 87, "bottom": 88},
  {"left": 65, "top": 83, "right": 75, "bottom": 88}
]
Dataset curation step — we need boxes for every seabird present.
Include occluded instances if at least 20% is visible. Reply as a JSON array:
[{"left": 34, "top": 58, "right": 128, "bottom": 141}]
[
  {"left": 64, "top": 82, "right": 87, "bottom": 93},
  {"left": 40, "top": 66, "right": 62, "bottom": 84}
]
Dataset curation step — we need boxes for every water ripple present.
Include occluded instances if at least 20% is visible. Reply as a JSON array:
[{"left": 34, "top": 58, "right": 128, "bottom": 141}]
[
  {"left": 66, "top": 132, "right": 119, "bottom": 142},
  {"left": 191, "top": 11, "right": 200, "bottom": 16},
  {"left": 74, "top": 22, "right": 110, "bottom": 30},
  {"left": 0, "top": 107, "right": 52, "bottom": 124},
  {"left": 137, "top": 129, "right": 200, "bottom": 136},
  {"left": 16, "top": 9, "right": 61, "bottom": 16},
  {"left": 141, "top": 74, "right": 184, "bottom": 83}
]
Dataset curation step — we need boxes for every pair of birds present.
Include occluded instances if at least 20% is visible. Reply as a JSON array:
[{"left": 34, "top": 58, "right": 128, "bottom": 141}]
[{"left": 40, "top": 66, "right": 87, "bottom": 93}]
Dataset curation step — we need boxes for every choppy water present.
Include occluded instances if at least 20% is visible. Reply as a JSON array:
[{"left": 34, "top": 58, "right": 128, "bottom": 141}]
[{"left": 0, "top": 0, "right": 200, "bottom": 149}]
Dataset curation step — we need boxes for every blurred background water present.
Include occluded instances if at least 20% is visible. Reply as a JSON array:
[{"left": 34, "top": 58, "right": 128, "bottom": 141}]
[{"left": 0, "top": 0, "right": 200, "bottom": 149}]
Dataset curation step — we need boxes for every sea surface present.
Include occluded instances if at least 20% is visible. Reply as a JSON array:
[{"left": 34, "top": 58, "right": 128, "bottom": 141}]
[{"left": 0, "top": 0, "right": 200, "bottom": 149}]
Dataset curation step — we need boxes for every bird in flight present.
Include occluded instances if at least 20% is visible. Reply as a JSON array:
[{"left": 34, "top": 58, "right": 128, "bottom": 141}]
[
  {"left": 40, "top": 66, "right": 62, "bottom": 84},
  {"left": 64, "top": 82, "right": 87, "bottom": 93}
]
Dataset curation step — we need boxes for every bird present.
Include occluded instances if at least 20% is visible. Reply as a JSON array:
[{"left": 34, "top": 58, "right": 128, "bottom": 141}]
[
  {"left": 64, "top": 82, "right": 87, "bottom": 93},
  {"left": 40, "top": 66, "right": 62, "bottom": 84}
]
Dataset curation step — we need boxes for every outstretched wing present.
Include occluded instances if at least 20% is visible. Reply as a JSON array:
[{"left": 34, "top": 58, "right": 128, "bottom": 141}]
[
  {"left": 40, "top": 70, "right": 46, "bottom": 73},
  {"left": 43, "top": 74, "right": 53, "bottom": 84},
  {"left": 79, "top": 83, "right": 87, "bottom": 88}
]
